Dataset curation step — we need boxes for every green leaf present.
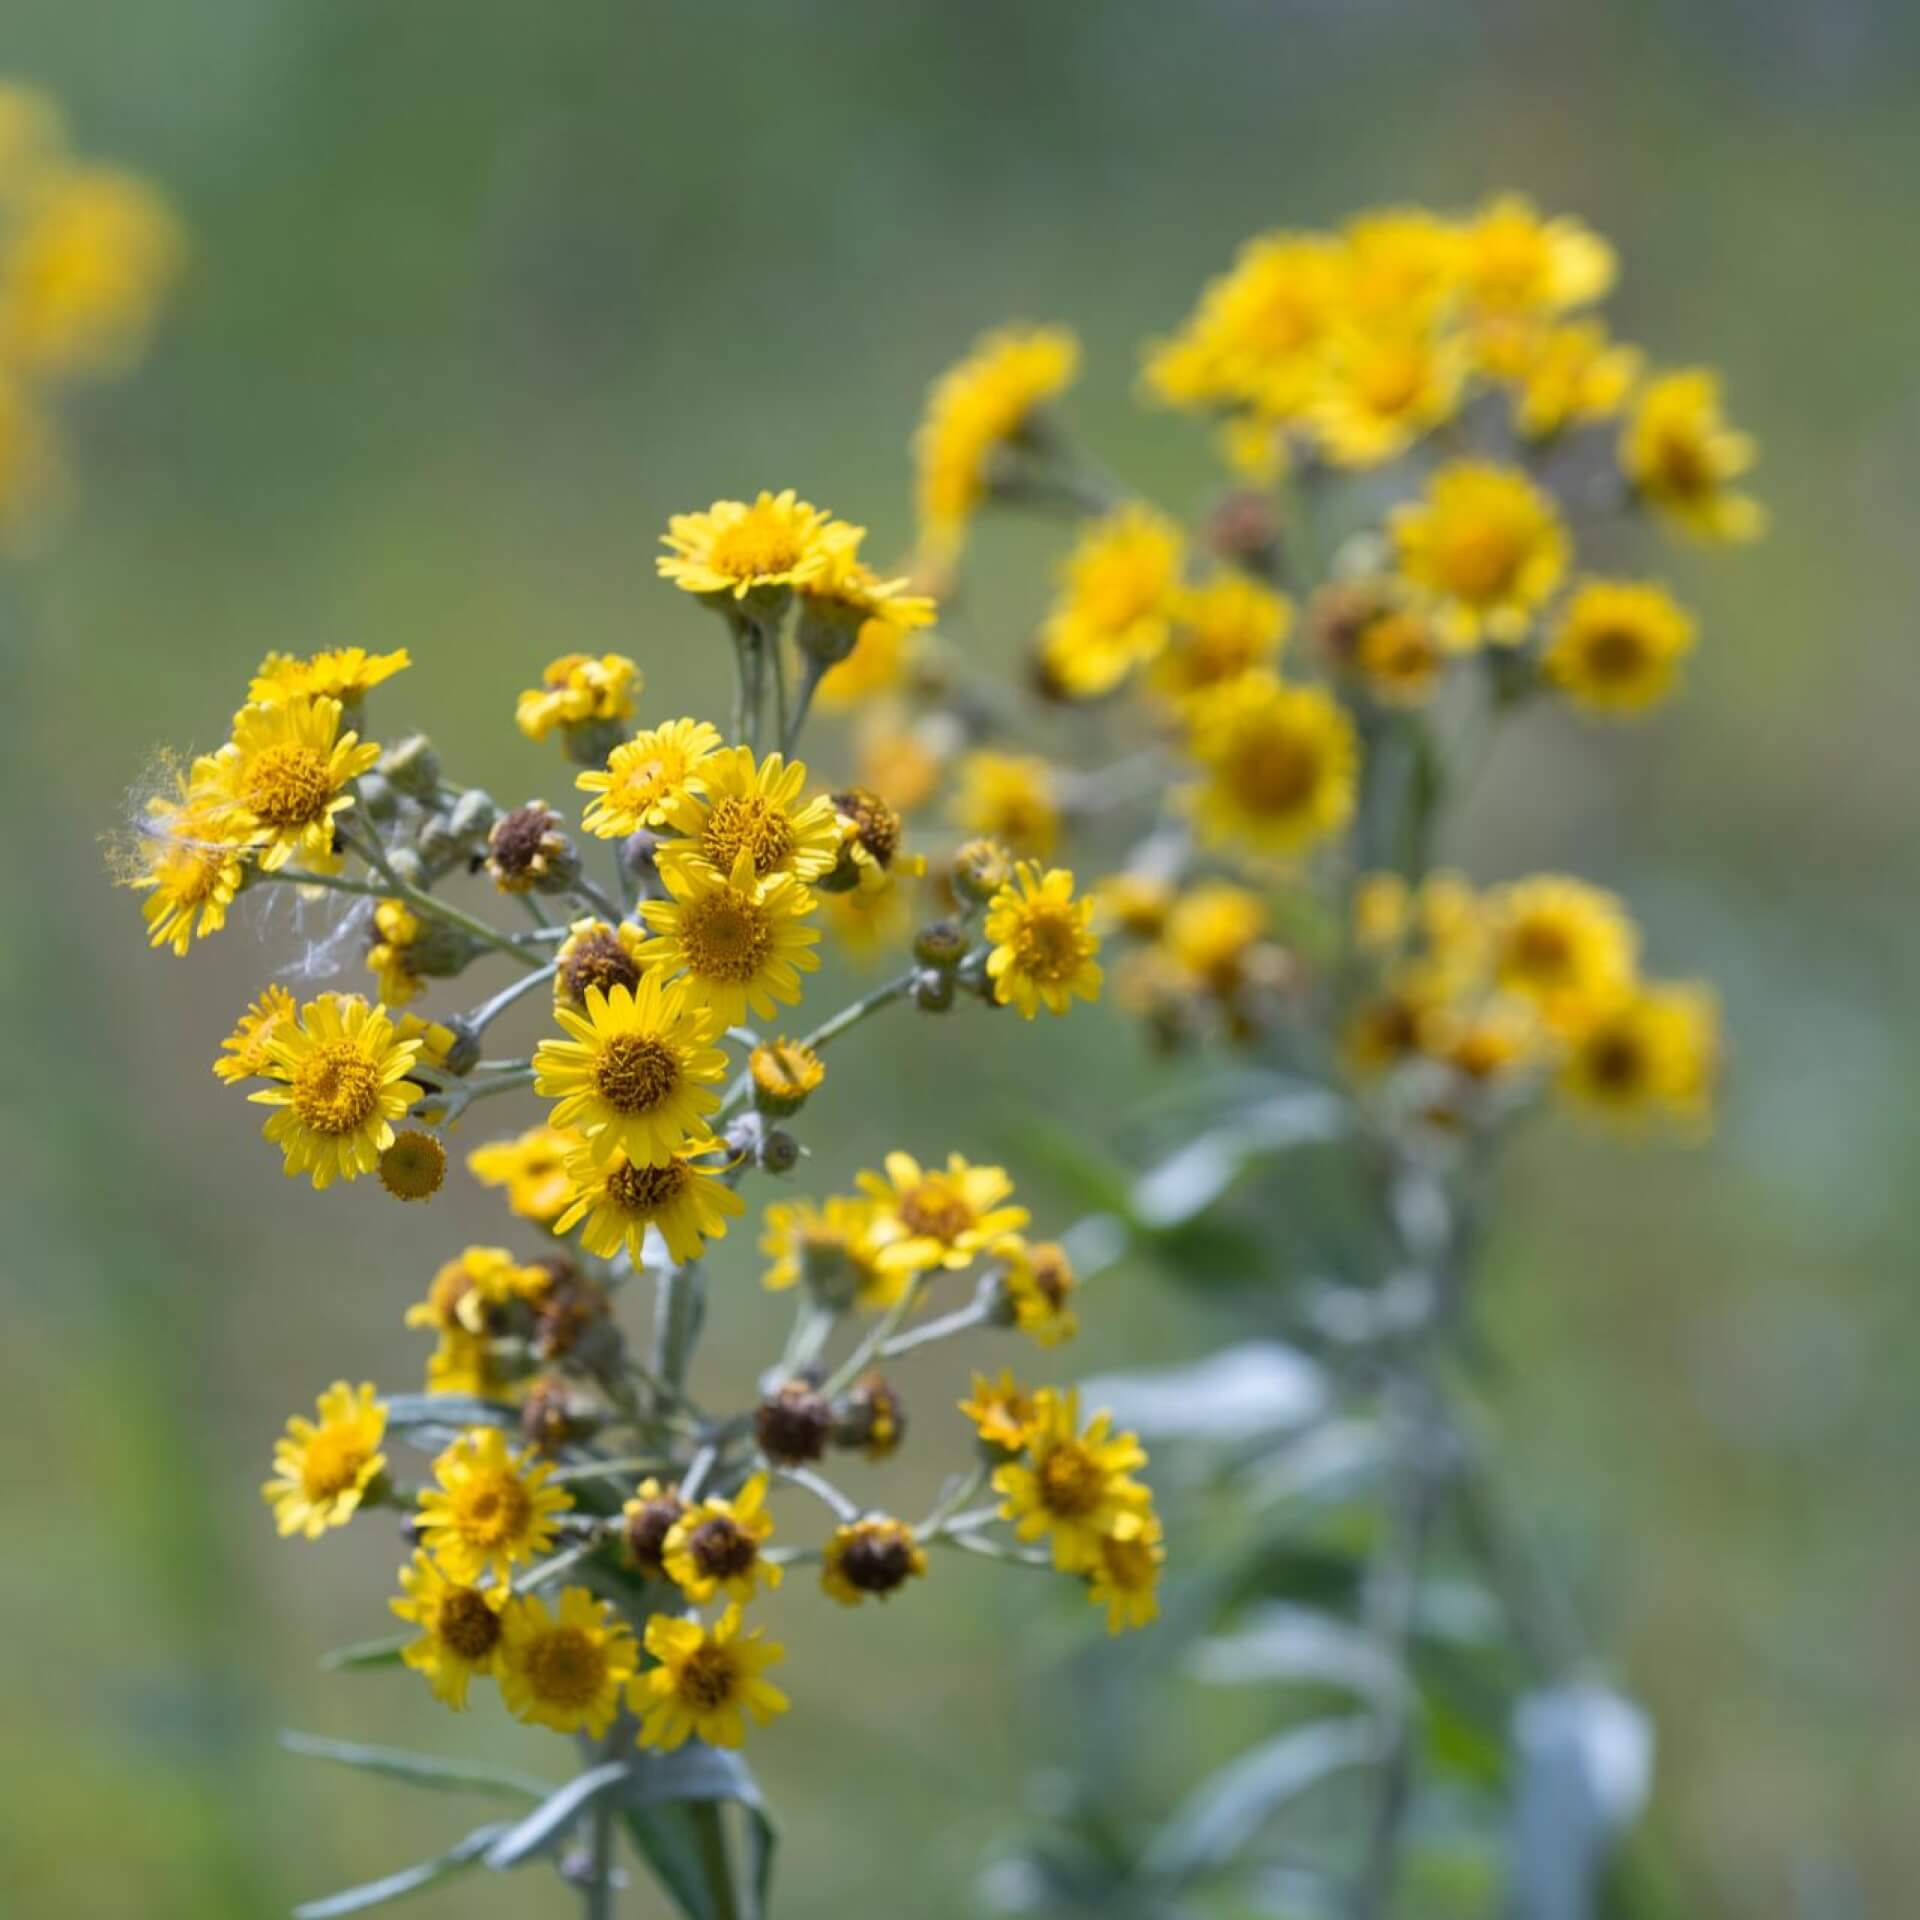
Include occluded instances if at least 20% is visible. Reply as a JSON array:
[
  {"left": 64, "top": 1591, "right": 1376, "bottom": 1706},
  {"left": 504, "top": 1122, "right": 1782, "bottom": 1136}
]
[
  {"left": 483, "top": 1758, "right": 630, "bottom": 1869},
  {"left": 279, "top": 1730, "right": 555, "bottom": 1803},
  {"left": 620, "top": 1747, "right": 778, "bottom": 1920},
  {"left": 291, "top": 1821, "right": 512, "bottom": 1918},
  {"left": 380, "top": 1393, "right": 520, "bottom": 1436},
  {"left": 1079, "top": 1344, "right": 1329, "bottom": 1444},
  {"left": 1130, "top": 1094, "right": 1348, "bottom": 1229},
  {"left": 318, "top": 1634, "right": 411, "bottom": 1672}
]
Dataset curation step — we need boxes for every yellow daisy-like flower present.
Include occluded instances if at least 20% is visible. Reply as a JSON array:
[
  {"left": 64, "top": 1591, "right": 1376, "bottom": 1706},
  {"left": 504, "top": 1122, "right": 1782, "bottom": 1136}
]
[
  {"left": 498, "top": 1587, "right": 639, "bottom": 1738},
  {"left": 983, "top": 863, "right": 1104, "bottom": 1020},
  {"left": 1164, "top": 882, "right": 1272, "bottom": 995},
  {"left": 633, "top": 1605, "right": 790, "bottom": 1753},
  {"left": 656, "top": 746, "right": 841, "bottom": 888},
  {"left": 820, "top": 1517, "right": 928, "bottom": 1607},
  {"left": 1458, "top": 193, "right": 1615, "bottom": 317},
  {"left": 635, "top": 848, "right": 822, "bottom": 1028},
  {"left": 378, "top": 1128, "right": 447, "bottom": 1202},
  {"left": 819, "top": 877, "right": 913, "bottom": 968},
  {"left": 1559, "top": 981, "right": 1720, "bottom": 1136},
  {"left": 1338, "top": 207, "right": 1463, "bottom": 324},
  {"left": 551, "top": 916, "right": 647, "bottom": 1007},
  {"left": 858, "top": 1151, "right": 1030, "bottom": 1277},
  {"left": 1621, "top": 369, "right": 1766, "bottom": 543},
  {"left": 914, "top": 324, "right": 1080, "bottom": 561},
  {"left": 827, "top": 786, "right": 920, "bottom": 893},
  {"left": 959, "top": 1370, "right": 1038, "bottom": 1456},
  {"left": 247, "top": 993, "right": 422, "bottom": 1189},
  {"left": 576, "top": 717, "right": 725, "bottom": 839},
  {"left": 424, "top": 1326, "right": 518, "bottom": 1402},
  {"left": 389, "top": 1550, "right": 507, "bottom": 1709},
  {"left": 1496, "top": 319, "right": 1642, "bottom": 439},
  {"left": 533, "top": 976, "right": 727, "bottom": 1168},
  {"left": 365, "top": 896, "right": 426, "bottom": 1007},
  {"left": 759, "top": 1195, "right": 902, "bottom": 1311},
  {"left": 407, "top": 1245, "right": 552, "bottom": 1338},
  {"left": 467, "top": 1123, "right": 583, "bottom": 1225},
  {"left": 949, "top": 750, "right": 1060, "bottom": 860},
  {"left": 1098, "top": 871, "right": 1175, "bottom": 940},
  {"left": 1310, "top": 319, "right": 1468, "bottom": 468},
  {"left": 250, "top": 648, "right": 411, "bottom": 709},
  {"left": 1391, "top": 460, "right": 1569, "bottom": 646},
  {"left": 1148, "top": 574, "right": 1291, "bottom": 705},
  {"left": 1543, "top": 579, "right": 1696, "bottom": 715},
  {"left": 554, "top": 1142, "right": 746, "bottom": 1266},
  {"left": 261, "top": 1381, "right": 387, "bottom": 1540},
  {"left": 993, "top": 1388, "right": 1151, "bottom": 1573},
  {"left": 795, "top": 518, "right": 938, "bottom": 638},
  {"left": 196, "top": 694, "right": 378, "bottom": 875},
  {"left": 1088, "top": 1509, "right": 1165, "bottom": 1634},
  {"left": 659, "top": 489, "right": 831, "bottom": 601},
  {"left": 855, "top": 707, "right": 945, "bottom": 814},
  {"left": 1040, "top": 504, "right": 1185, "bottom": 698},
  {"left": 213, "top": 984, "right": 299, "bottom": 1083},
  {"left": 126, "top": 776, "right": 248, "bottom": 955},
  {"left": 1001, "top": 1238, "right": 1080, "bottom": 1346},
  {"left": 1183, "top": 671, "right": 1358, "bottom": 858},
  {"left": 1487, "top": 876, "right": 1639, "bottom": 1038},
  {"left": 748, "top": 1039, "right": 826, "bottom": 1116},
  {"left": 416, "top": 1427, "right": 571, "bottom": 1585},
  {"left": 661, "top": 1473, "right": 782, "bottom": 1605},
  {"left": 1353, "top": 605, "right": 1446, "bottom": 708},
  {"left": 515, "top": 652, "right": 641, "bottom": 742}
]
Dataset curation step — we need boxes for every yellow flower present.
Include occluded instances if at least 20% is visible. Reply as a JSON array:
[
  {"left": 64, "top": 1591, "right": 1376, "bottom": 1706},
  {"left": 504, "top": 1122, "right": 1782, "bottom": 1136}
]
[
  {"left": 1001, "top": 1238, "right": 1080, "bottom": 1346},
  {"left": 662, "top": 1474, "right": 781, "bottom": 1604},
  {"left": 858, "top": 1151, "right": 1030, "bottom": 1277},
  {"left": 262, "top": 1382, "right": 387, "bottom": 1540},
  {"left": 1341, "top": 968, "right": 1456, "bottom": 1081},
  {"left": 949, "top": 750, "right": 1060, "bottom": 859},
  {"left": 659, "top": 490, "right": 831, "bottom": 600},
  {"left": 515, "top": 652, "right": 641, "bottom": 742},
  {"left": 983, "top": 863, "right": 1103, "bottom": 1019},
  {"left": 1148, "top": 574, "right": 1291, "bottom": 705},
  {"left": 407, "top": 1246, "right": 552, "bottom": 1338},
  {"left": 533, "top": 976, "right": 727, "bottom": 1168},
  {"left": 1621, "top": 370, "right": 1766, "bottom": 543},
  {"left": 854, "top": 708, "right": 945, "bottom": 814},
  {"left": 959, "top": 1371, "right": 1038, "bottom": 1456},
  {"left": 1183, "top": 671, "right": 1358, "bottom": 858},
  {"left": 914, "top": 324, "right": 1080, "bottom": 560},
  {"left": 365, "top": 897, "right": 426, "bottom": 1006},
  {"left": 1543, "top": 580, "right": 1696, "bottom": 714},
  {"left": 1163, "top": 883, "right": 1270, "bottom": 995},
  {"left": 1310, "top": 319, "right": 1468, "bottom": 468},
  {"left": 817, "top": 613, "right": 918, "bottom": 709},
  {"left": 1391, "top": 461, "right": 1568, "bottom": 646},
  {"left": 1353, "top": 605, "right": 1445, "bottom": 707},
  {"left": 247, "top": 993, "right": 422, "bottom": 1189},
  {"left": 760, "top": 1195, "right": 903, "bottom": 1311},
  {"left": 378, "top": 1128, "right": 447, "bottom": 1202},
  {"left": 1497, "top": 320, "right": 1642, "bottom": 439},
  {"left": 821, "top": 1518, "right": 927, "bottom": 1606},
  {"left": 795, "top": 518, "right": 938, "bottom": 638},
  {"left": 498, "top": 1587, "right": 638, "bottom": 1738},
  {"left": 1352, "top": 872, "right": 1410, "bottom": 952},
  {"left": 656, "top": 746, "right": 841, "bottom": 888},
  {"left": 1487, "top": 876, "right": 1639, "bottom": 1037},
  {"left": 467, "top": 1123, "right": 584, "bottom": 1225},
  {"left": 552, "top": 916, "right": 648, "bottom": 1007},
  {"left": 819, "top": 882, "right": 913, "bottom": 968},
  {"left": 124, "top": 775, "right": 248, "bottom": 955},
  {"left": 213, "top": 984, "right": 299, "bottom": 1083},
  {"left": 1040, "top": 505, "right": 1185, "bottom": 698},
  {"left": 827, "top": 786, "right": 920, "bottom": 893},
  {"left": 620, "top": 1478, "right": 688, "bottom": 1578},
  {"left": 1088, "top": 1509, "right": 1165, "bottom": 1634},
  {"left": 1098, "top": 870, "right": 1175, "bottom": 939},
  {"left": 249, "top": 648, "right": 411, "bottom": 709},
  {"left": 748, "top": 1040, "right": 826, "bottom": 1116},
  {"left": 1458, "top": 193, "right": 1614, "bottom": 316},
  {"left": 577, "top": 717, "right": 725, "bottom": 839},
  {"left": 633, "top": 1605, "right": 789, "bottom": 1753},
  {"left": 1338, "top": 207, "right": 1463, "bottom": 323},
  {"left": 635, "top": 848, "right": 821, "bottom": 1027},
  {"left": 424, "top": 1326, "right": 517, "bottom": 1402},
  {"left": 1559, "top": 981, "right": 1719, "bottom": 1136},
  {"left": 416, "top": 1427, "right": 571, "bottom": 1584},
  {"left": 196, "top": 694, "right": 379, "bottom": 874},
  {"left": 0, "top": 165, "right": 183, "bottom": 376},
  {"left": 993, "top": 1388, "right": 1151, "bottom": 1572},
  {"left": 389, "top": 1550, "right": 507, "bottom": 1709},
  {"left": 554, "top": 1142, "right": 745, "bottom": 1266}
]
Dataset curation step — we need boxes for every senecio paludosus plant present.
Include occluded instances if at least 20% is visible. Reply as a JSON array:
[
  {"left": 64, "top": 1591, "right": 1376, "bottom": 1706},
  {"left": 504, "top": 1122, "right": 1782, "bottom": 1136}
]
[{"left": 878, "top": 205, "right": 1751, "bottom": 1918}]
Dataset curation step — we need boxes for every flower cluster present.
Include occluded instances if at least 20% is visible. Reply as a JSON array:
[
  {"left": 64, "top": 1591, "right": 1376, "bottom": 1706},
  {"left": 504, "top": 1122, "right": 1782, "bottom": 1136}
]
[{"left": 0, "top": 79, "right": 181, "bottom": 540}]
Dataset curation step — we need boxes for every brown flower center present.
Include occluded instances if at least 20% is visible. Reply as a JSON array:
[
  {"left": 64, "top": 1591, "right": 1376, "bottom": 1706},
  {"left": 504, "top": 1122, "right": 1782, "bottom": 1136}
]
[
  {"left": 840, "top": 1527, "right": 915, "bottom": 1593},
  {"left": 676, "top": 1644, "right": 739, "bottom": 1710},
  {"left": 524, "top": 1625, "right": 607, "bottom": 1707},
  {"left": 561, "top": 930, "right": 643, "bottom": 1003},
  {"left": 898, "top": 1179, "right": 973, "bottom": 1245},
  {"left": 688, "top": 1517, "right": 759, "bottom": 1581},
  {"left": 436, "top": 1586, "right": 502, "bottom": 1661},
  {"left": 1224, "top": 727, "right": 1322, "bottom": 816},
  {"left": 604, "top": 1157, "right": 690, "bottom": 1214},
  {"left": 1039, "top": 1442, "right": 1106, "bottom": 1519},
  {"left": 593, "top": 1033, "right": 682, "bottom": 1113},
  {"left": 1581, "top": 625, "right": 1651, "bottom": 683},
  {"left": 457, "top": 1474, "right": 532, "bottom": 1547}
]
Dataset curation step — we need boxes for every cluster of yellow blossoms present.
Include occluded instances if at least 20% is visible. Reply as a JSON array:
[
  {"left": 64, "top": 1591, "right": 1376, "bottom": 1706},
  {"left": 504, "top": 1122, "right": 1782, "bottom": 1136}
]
[{"left": 0, "top": 80, "right": 181, "bottom": 539}]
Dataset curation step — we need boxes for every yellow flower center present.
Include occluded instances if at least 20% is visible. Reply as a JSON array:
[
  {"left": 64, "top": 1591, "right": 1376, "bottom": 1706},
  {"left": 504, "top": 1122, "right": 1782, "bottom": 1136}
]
[
  {"left": 435, "top": 1587, "right": 502, "bottom": 1661},
  {"left": 379, "top": 1129, "right": 447, "bottom": 1200},
  {"left": 1434, "top": 516, "right": 1525, "bottom": 600},
  {"left": 592, "top": 1032, "right": 682, "bottom": 1113},
  {"left": 300, "top": 1428, "right": 372, "bottom": 1501},
  {"left": 1222, "top": 726, "right": 1322, "bottom": 817},
  {"left": 898, "top": 1178, "right": 974, "bottom": 1245},
  {"left": 242, "top": 741, "right": 335, "bottom": 828},
  {"left": 1038, "top": 1442, "right": 1106, "bottom": 1519},
  {"left": 523, "top": 1625, "right": 607, "bottom": 1707},
  {"left": 291, "top": 1040, "right": 385, "bottom": 1135},
  {"left": 701, "top": 794, "right": 796, "bottom": 876},
  {"left": 1356, "top": 344, "right": 1426, "bottom": 414},
  {"left": 604, "top": 1157, "right": 691, "bottom": 1214},
  {"left": 678, "top": 890, "right": 774, "bottom": 984},
  {"left": 1005, "top": 904, "right": 1086, "bottom": 984},
  {"left": 612, "top": 753, "right": 676, "bottom": 810},
  {"left": 708, "top": 508, "right": 807, "bottom": 581},
  {"left": 455, "top": 1472, "right": 533, "bottom": 1547},
  {"left": 1507, "top": 919, "right": 1574, "bottom": 983},
  {"left": 1100, "top": 1533, "right": 1158, "bottom": 1591},
  {"left": 676, "top": 1643, "right": 740, "bottom": 1711}
]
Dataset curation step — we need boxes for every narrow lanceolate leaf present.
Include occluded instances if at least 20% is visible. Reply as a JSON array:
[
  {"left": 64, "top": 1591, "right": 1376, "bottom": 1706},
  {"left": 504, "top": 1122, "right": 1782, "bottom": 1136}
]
[
  {"left": 279, "top": 1730, "right": 554, "bottom": 1802},
  {"left": 483, "top": 1758, "right": 631, "bottom": 1869},
  {"left": 380, "top": 1393, "right": 521, "bottom": 1434},
  {"left": 1130, "top": 1093, "right": 1349, "bottom": 1230},
  {"left": 1186, "top": 1603, "right": 1407, "bottom": 1709},
  {"left": 291, "top": 1821, "right": 513, "bottom": 1918},
  {"left": 1143, "top": 1717, "right": 1378, "bottom": 1884},
  {"left": 318, "top": 1633, "right": 411, "bottom": 1672},
  {"left": 621, "top": 1745, "right": 779, "bottom": 1920},
  {"left": 1079, "top": 1342, "right": 1330, "bottom": 1443}
]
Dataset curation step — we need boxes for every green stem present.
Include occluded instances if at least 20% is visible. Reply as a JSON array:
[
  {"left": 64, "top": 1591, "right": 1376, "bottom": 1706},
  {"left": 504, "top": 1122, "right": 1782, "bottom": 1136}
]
[
  {"left": 581, "top": 1733, "right": 618, "bottom": 1920},
  {"left": 469, "top": 963, "right": 558, "bottom": 1033},
  {"left": 652, "top": 1261, "right": 704, "bottom": 1398},
  {"left": 340, "top": 824, "right": 541, "bottom": 970},
  {"left": 767, "top": 619, "right": 790, "bottom": 757},
  {"left": 781, "top": 653, "right": 826, "bottom": 759},
  {"left": 821, "top": 1277, "right": 927, "bottom": 1399}
]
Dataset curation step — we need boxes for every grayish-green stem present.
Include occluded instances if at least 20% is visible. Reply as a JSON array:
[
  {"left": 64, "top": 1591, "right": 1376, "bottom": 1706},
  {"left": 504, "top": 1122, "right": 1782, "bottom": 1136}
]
[
  {"left": 651, "top": 1260, "right": 704, "bottom": 1400},
  {"left": 580, "top": 1730, "right": 619, "bottom": 1920},
  {"left": 469, "top": 961, "right": 558, "bottom": 1032},
  {"left": 781, "top": 652, "right": 826, "bottom": 758}
]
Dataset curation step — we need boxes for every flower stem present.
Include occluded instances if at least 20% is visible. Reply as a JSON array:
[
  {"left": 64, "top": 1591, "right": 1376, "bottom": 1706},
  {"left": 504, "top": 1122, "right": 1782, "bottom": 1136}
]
[{"left": 468, "top": 962, "right": 558, "bottom": 1033}]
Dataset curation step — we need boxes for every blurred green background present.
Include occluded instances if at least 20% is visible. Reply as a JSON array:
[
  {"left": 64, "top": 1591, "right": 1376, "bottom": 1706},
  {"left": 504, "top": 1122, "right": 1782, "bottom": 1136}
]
[{"left": 4, "top": 1, "right": 1916, "bottom": 1914}]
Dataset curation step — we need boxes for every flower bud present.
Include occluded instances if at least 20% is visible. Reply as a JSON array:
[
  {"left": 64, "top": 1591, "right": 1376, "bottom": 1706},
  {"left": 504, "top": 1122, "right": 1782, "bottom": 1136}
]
[
  {"left": 758, "top": 1127, "right": 802, "bottom": 1175},
  {"left": 913, "top": 969, "right": 956, "bottom": 1013},
  {"left": 357, "top": 771, "right": 400, "bottom": 824},
  {"left": 833, "top": 1371, "right": 906, "bottom": 1460},
  {"left": 379, "top": 733, "right": 441, "bottom": 799},
  {"left": 951, "top": 838, "right": 1013, "bottom": 904},
  {"left": 754, "top": 1380, "right": 834, "bottom": 1465},
  {"left": 912, "top": 920, "right": 968, "bottom": 972},
  {"left": 446, "top": 787, "right": 499, "bottom": 843}
]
